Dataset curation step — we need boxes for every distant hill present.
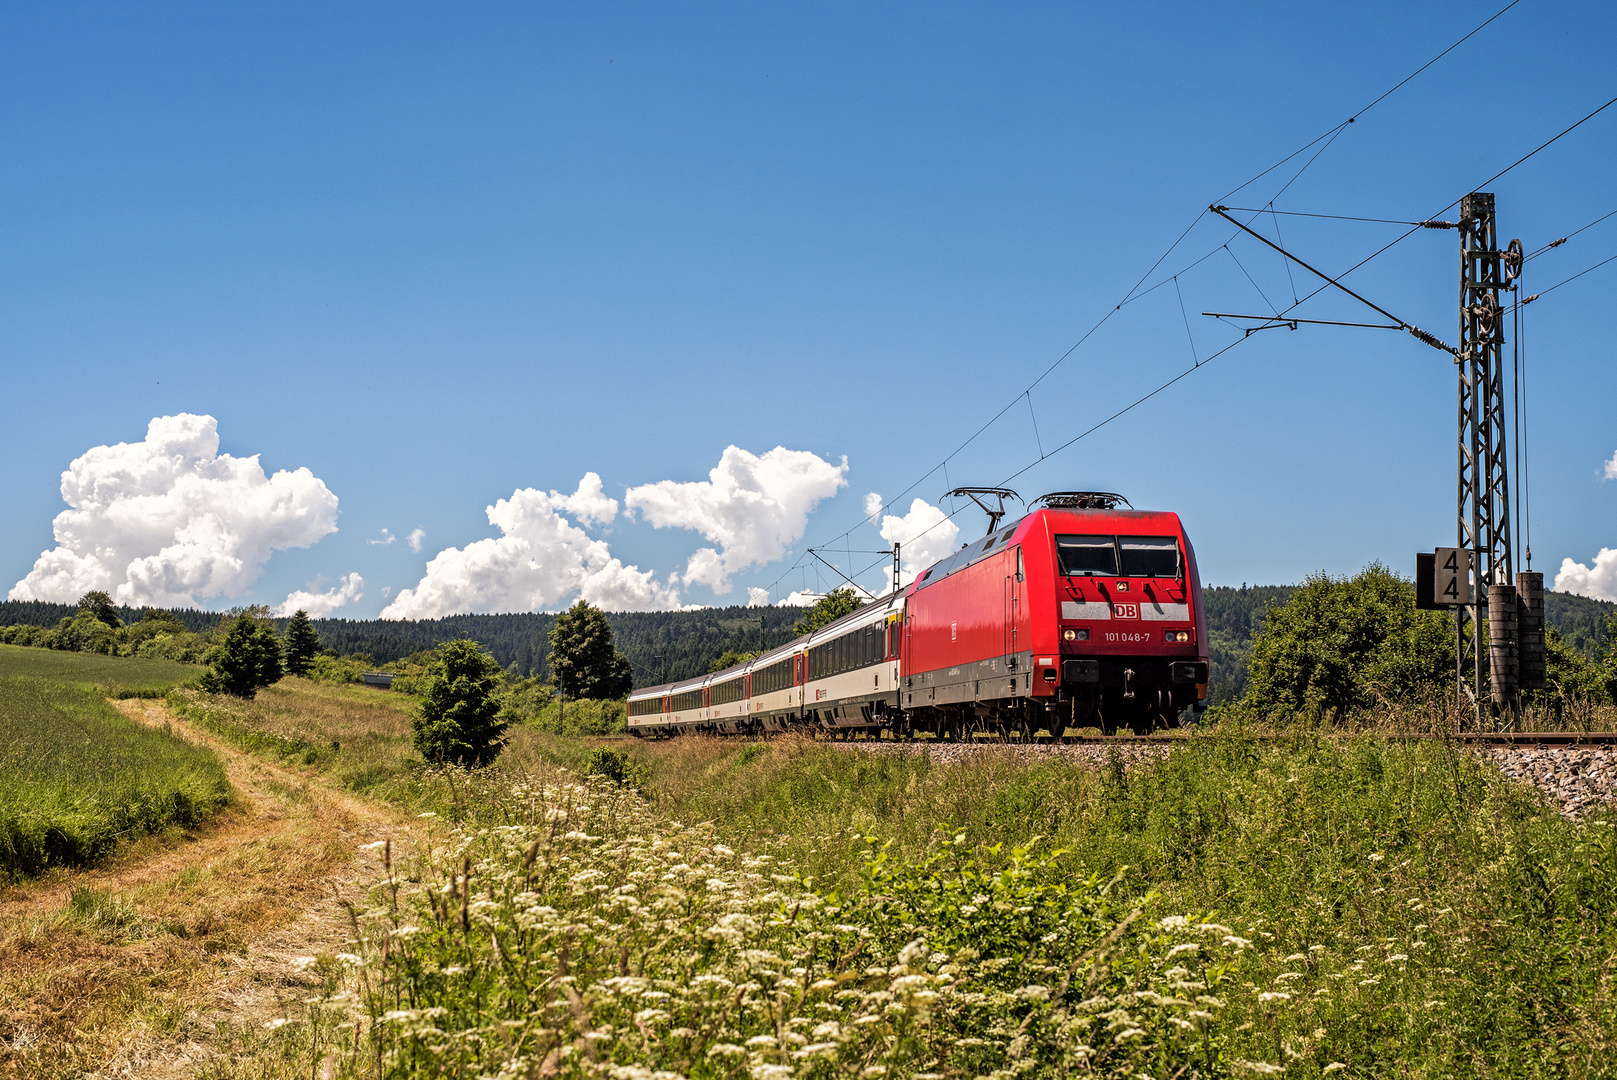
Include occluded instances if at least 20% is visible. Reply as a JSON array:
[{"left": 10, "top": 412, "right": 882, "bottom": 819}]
[{"left": 4, "top": 586, "right": 1610, "bottom": 695}]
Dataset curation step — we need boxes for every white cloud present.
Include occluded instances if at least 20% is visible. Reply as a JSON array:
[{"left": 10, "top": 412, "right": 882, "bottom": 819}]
[
  {"left": 275, "top": 572, "right": 364, "bottom": 617},
  {"left": 878, "top": 497, "right": 961, "bottom": 586},
  {"left": 380, "top": 473, "right": 676, "bottom": 619},
  {"left": 626, "top": 446, "right": 848, "bottom": 594},
  {"left": 1555, "top": 548, "right": 1617, "bottom": 603},
  {"left": 776, "top": 589, "right": 824, "bottom": 607},
  {"left": 747, "top": 586, "right": 771, "bottom": 607},
  {"left": 863, "top": 492, "right": 884, "bottom": 519},
  {"left": 407, "top": 528, "right": 426, "bottom": 553},
  {"left": 1604, "top": 450, "right": 1617, "bottom": 481},
  {"left": 369, "top": 529, "right": 396, "bottom": 546},
  {"left": 8, "top": 414, "right": 339, "bottom": 608}
]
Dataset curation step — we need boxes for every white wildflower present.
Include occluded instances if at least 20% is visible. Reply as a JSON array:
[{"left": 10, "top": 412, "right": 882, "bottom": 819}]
[
  {"left": 263, "top": 1018, "right": 291, "bottom": 1031},
  {"left": 1159, "top": 915, "right": 1190, "bottom": 929},
  {"left": 1257, "top": 991, "right": 1291, "bottom": 1003},
  {"left": 898, "top": 938, "right": 929, "bottom": 968}
]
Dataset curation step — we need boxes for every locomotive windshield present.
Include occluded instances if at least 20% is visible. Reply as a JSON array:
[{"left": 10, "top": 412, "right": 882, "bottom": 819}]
[
  {"left": 1119, "top": 536, "right": 1180, "bottom": 577},
  {"left": 1056, "top": 534, "right": 1181, "bottom": 578},
  {"left": 1055, "top": 535, "right": 1117, "bottom": 576}
]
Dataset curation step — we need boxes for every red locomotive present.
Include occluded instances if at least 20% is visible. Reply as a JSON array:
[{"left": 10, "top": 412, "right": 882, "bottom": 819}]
[{"left": 627, "top": 491, "right": 1208, "bottom": 738}]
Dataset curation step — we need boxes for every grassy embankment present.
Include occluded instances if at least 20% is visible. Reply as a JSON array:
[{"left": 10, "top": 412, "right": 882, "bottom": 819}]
[
  {"left": 172, "top": 678, "right": 1617, "bottom": 1077},
  {"left": 0, "top": 646, "right": 226, "bottom": 877}
]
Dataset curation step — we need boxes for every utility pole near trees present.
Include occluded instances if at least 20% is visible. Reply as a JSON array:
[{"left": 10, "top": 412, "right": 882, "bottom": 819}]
[
  {"left": 1455, "top": 192, "right": 1543, "bottom": 727},
  {"left": 1205, "top": 193, "right": 1548, "bottom": 728}
]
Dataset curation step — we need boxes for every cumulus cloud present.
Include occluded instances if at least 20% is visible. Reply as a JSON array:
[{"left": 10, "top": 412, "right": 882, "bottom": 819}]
[
  {"left": 1604, "top": 450, "right": 1617, "bottom": 481},
  {"left": 747, "top": 586, "right": 771, "bottom": 607},
  {"left": 626, "top": 446, "right": 848, "bottom": 594},
  {"left": 380, "top": 473, "right": 677, "bottom": 619},
  {"left": 275, "top": 572, "right": 364, "bottom": 617},
  {"left": 1555, "top": 548, "right": 1617, "bottom": 603},
  {"left": 878, "top": 497, "right": 961, "bottom": 586},
  {"left": 864, "top": 492, "right": 884, "bottom": 519},
  {"left": 407, "top": 528, "right": 426, "bottom": 553},
  {"left": 369, "top": 529, "right": 395, "bottom": 546},
  {"left": 8, "top": 414, "right": 339, "bottom": 607}
]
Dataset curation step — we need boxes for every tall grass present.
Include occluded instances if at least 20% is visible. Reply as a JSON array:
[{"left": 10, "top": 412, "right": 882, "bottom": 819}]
[
  {"left": 0, "top": 675, "right": 229, "bottom": 876},
  {"left": 0, "top": 642, "right": 200, "bottom": 697},
  {"left": 167, "top": 678, "right": 419, "bottom": 794},
  {"left": 435, "top": 730, "right": 1617, "bottom": 1075},
  {"left": 312, "top": 772, "right": 1259, "bottom": 1078}
]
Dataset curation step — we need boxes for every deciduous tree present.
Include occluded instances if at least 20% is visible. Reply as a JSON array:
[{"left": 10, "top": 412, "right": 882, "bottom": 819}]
[
  {"left": 792, "top": 588, "right": 865, "bottom": 636},
  {"left": 548, "top": 601, "right": 633, "bottom": 700},
  {"left": 76, "top": 591, "right": 122, "bottom": 629},
  {"left": 707, "top": 649, "right": 759, "bottom": 673},
  {"left": 1243, "top": 564, "right": 1452, "bottom": 718}
]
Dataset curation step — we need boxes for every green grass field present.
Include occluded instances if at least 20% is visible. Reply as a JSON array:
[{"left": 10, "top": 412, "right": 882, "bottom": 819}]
[
  {"left": 0, "top": 643, "right": 199, "bottom": 697},
  {"left": 321, "top": 730, "right": 1616, "bottom": 1078},
  {"left": 0, "top": 652, "right": 227, "bottom": 877}
]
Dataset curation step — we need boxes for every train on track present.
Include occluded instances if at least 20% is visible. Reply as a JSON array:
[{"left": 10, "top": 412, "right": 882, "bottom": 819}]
[{"left": 627, "top": 492, "right": 1210, "bottom": 739}]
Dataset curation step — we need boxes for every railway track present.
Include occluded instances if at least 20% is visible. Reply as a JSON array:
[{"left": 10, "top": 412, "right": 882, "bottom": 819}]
[
  {"left": 812, "top": 730, "right": 1617, "bottom": 819},
  {"left": 786, "top": 729, "right": 1617, "bottom": 746}
]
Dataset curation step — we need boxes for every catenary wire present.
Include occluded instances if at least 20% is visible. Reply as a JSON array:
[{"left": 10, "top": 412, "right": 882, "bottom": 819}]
[
  {"left": 758, "top": 3, "right": 1529, "bottom": 599},
  {"left": 1527, "top": 206, "right": 1617, "bottom": 261},
  {"left": 1522, "top": 252, "right": 1617, "bottom": 304}
]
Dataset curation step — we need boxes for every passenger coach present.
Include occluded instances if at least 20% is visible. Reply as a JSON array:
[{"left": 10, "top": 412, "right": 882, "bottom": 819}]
[{"left": 627, "top": 491, "right": 1209, "bottom": 739}]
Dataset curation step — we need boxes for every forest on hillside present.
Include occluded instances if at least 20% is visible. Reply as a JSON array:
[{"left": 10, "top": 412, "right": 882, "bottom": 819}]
[{"left": 3, "top": 587, "right": 1612, "bottom": 699}]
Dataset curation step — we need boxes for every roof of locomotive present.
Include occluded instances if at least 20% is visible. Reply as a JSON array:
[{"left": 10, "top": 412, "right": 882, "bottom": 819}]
[{"left": 906, "top": 506, "right": 1187, "bottom": 596}]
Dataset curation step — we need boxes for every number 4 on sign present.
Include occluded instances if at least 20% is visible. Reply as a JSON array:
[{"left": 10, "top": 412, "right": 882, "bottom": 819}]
[{"left": 1434, "top": 547, "right": 1471, "bottom": 606}]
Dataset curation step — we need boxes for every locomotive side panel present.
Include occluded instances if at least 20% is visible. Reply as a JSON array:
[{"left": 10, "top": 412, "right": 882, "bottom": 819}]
[{"left": 904, "top": 546, "right": 1030, "bottom": 707}]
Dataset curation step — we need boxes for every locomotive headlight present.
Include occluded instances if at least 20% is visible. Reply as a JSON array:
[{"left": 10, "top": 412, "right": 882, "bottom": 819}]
[
  {"left": 1164, "top": 630, "right": 1192, "bottom": 643},
  {"left": 1063, "top": 628, "right": 1089, "bottom": 642}
]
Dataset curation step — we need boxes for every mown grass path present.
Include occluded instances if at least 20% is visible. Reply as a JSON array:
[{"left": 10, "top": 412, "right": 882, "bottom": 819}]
[{"left": 0, "top": 696, "right": 422, "bottom": 1080}]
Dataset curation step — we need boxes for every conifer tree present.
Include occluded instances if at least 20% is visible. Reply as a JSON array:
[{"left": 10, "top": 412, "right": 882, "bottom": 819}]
[
  {"left": 199, "top": 610, "right": 284, "bottom": 698},
  {"left": 282, "top": 609, "right": 321, "bottom": 676},
  {"left": 413, "top": 639, "right": 505, "bottom": 765}
]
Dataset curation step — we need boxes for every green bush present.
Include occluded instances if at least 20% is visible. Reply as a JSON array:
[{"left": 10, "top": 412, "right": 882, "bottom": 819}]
[
  {"left": 524, "top": 695, "right": 626, "bottom": 736},
  {"left": 1243, "top": 563, "right": 1454, "bottom": 717},
  {"left": 307, "top": 653, "right": 369, "bottom": 685},
  {"left": 581, "top": 745, "right": 649, "bottom": 790}
]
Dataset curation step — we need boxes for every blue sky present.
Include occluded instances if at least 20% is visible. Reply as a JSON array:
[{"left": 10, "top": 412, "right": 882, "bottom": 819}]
[{"left": 3, "top": 1, "right": 1615, "bottom": 617}]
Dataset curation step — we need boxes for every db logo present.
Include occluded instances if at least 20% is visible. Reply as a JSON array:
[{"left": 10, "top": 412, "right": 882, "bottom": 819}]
[{"left": 1112, "top": 603, "right": 1139, "bottom": 619}]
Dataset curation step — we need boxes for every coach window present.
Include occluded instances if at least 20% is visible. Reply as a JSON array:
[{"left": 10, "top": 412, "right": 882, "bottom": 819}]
[
  {"left": 1119, "top": 536, "right": 1181, "bottom": 578},
  {"left": 1056, "top": 535, "right": 1118, "bottom": 577}
]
